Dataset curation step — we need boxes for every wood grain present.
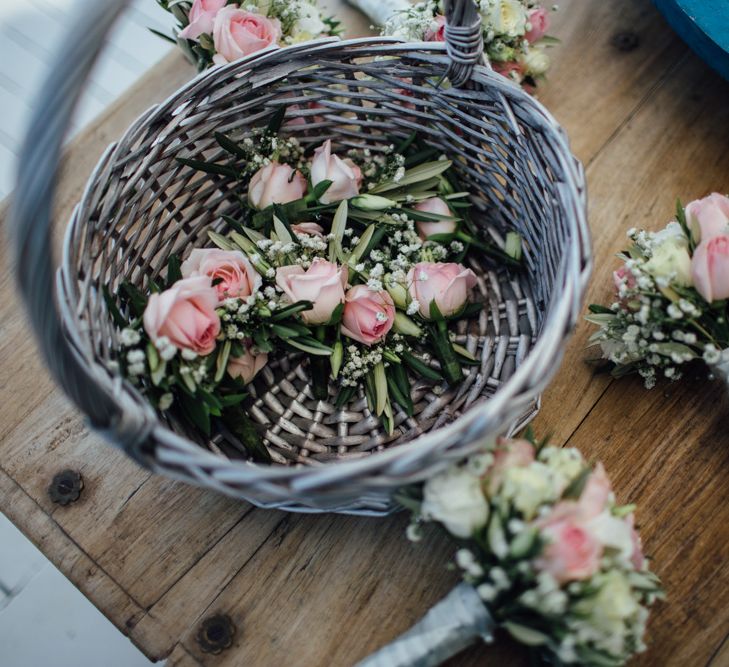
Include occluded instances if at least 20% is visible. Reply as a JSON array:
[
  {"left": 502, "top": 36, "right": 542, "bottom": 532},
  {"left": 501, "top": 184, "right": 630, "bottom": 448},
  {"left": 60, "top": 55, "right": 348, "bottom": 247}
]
[{"left": 2, "top": 0, "right": 729, "bottom": 665}]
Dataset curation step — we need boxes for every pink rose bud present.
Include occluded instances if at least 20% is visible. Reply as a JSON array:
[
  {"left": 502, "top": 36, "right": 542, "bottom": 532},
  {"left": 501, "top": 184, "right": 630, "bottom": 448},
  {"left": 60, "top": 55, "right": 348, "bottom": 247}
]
[
  {"left": 291, "top": 222, "right": 325, "bottom": 237},
  {"left": 577, "top": 463, "right": 611, "bottom": 519},
  {"left": 413, "top": 197, "right": 457, "bottom": 240},
  {"left": 486, "top": 438, "right": 535, "bottom": 495},
  {"left": 525, "top": 7, "right": 550, "bottom": 43},
  {"left": 212, "top": 7, "right": 281, "bottom": 65},
  {"left": 691, "top": 235, "right": 729, "bottom": 302},
  {"left": 178, "top": 0, "right": 226, "bottom": 41},
  {"left": 276, "top": 259, "right": 348, "bottom": 324},
  {"left": 424, "top": 14, "right": 446, "bottom": 42},
  {"left": 248, "top": 162, "right": 306, "bottom": 210},
  {"left": 181, "top": 248, "right": 261, "bottom": 302},
  {"left": 227, "top": 347, "right": 268, "bottom": 384},
  {"left": 685, "top": 193, "right": 729, "bottom": 243},
  {"left": 537, "top": 517, "right": 603, "bottom": 584},
  {"left": 341, "top": 285, "right": 396, "bottom": 346},
  {"left": 310, "top": 139, "right": 362, "bottom": 204},
  {"left": 407, "top": 262, "right": 477, "bottom": 318},
  {"left": 143, "top": 276, "right": 220, "bottom": 356},
  {"left": 492, "top": 60, "right": 525, "bottom": 82}
]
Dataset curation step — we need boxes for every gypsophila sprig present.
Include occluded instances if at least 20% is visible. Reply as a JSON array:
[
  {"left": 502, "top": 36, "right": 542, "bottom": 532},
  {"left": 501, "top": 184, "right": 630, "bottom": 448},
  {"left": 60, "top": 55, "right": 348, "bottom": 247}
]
[
  {"left": 395, "top": 433, "right": 662, "bottom": 666},
  {"left": 587, "top": 193, "right": 729, "bottom": 388},
  {"left": 113, "top": 111, "right": 523, "bottom": 460}
]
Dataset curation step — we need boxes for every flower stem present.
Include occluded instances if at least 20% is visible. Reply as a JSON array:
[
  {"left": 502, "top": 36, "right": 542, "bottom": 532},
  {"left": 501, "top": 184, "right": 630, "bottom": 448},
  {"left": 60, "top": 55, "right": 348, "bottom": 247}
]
[
  {"left": 310, "top": 326, "right": 330, "bottom": 400},
  {"left": 429, "top": 321, "right": 463, "bottom": 385}
]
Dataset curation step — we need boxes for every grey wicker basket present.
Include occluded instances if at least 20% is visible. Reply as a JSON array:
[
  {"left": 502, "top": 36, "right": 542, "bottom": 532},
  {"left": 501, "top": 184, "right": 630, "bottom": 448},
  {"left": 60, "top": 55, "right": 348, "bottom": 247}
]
[{"left": 10, "top": 0, "right": 590, "bottom": 514}]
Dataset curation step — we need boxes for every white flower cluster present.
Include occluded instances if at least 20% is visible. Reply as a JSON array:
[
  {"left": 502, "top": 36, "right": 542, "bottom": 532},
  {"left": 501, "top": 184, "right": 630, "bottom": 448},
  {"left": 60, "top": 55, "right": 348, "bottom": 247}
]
[{"left": 340, "top": 344, "right": 385, "bottom": 386}]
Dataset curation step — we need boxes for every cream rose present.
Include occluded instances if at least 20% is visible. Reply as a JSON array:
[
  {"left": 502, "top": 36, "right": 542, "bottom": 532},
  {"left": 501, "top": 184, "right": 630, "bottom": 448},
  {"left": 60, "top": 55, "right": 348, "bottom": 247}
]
[
  {"left": 644, "top": 222, "right": 692, "bottom": 287},
  {"left": 421, "top": 467, "right": 490, "bottom": 538}
]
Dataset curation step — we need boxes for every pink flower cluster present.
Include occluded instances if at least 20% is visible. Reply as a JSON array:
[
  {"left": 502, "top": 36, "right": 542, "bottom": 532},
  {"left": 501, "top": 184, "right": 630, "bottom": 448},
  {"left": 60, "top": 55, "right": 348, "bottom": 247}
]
[
  {"left": 687, "top": 193, "right": 729, "bottom": 302},
  {"left": 486, "top": 439, "right": 644, "bottom": 584},
  {"left": 179, "top": 0, "right": 282, "bottom": 65},
  {"left": 143, "top": 248, "right": 267, "bottom": 384}
]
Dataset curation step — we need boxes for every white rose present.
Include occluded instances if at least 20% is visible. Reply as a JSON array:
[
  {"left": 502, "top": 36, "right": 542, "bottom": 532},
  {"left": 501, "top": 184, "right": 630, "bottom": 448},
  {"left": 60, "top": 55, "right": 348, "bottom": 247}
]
[
  {"left": 291, "top": 2, "right": 326, "bottom": 42},
  {"left": 644, "top": 221, "right": 692, "bottom": 286},
  {"left": 522, "top": 46, "right": 550, "bottom": 76},
  {"left": 484, "top": 0, "right": 527, "bottom": 37},
  {"left": 421, "top": 467, "right": 490, "bottom": 538},
  {"left": 538, "top": 446, "right": 584, "bottom": 493},
  {"left": 501, "top": 462, "right": 556, "bottom": 519},
  {"left": 587, "top": 511, "right": 634, "bottom": 564},
  {"left": 581, "top": 571, "right": 640, "bottom": 635}
]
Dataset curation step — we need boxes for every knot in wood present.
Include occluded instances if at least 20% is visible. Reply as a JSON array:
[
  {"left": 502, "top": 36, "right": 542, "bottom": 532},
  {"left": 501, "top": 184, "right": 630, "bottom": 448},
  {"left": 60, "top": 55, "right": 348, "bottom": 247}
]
[
  {"left": 197, "top": 614, "right": 236, "bottom": 654},
  {"left": 48, "top": 469, "right": 83, "bottom": 505},
  {"left": 611, "top": 30, "right": 641, "bottom": 52}
]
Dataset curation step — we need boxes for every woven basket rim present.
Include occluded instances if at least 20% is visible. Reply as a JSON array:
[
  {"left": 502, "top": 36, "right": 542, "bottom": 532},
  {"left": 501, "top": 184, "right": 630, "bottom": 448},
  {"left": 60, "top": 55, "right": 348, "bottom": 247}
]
[{"left": 61, "top": 35, "right": 590, "bottom": 489}]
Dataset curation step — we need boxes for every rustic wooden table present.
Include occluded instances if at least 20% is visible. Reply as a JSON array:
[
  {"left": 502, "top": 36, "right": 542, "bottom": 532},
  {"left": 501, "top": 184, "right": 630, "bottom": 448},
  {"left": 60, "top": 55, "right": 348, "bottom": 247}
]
[{"left": 2, "top": 0, "right": 729, "bottom": 665}]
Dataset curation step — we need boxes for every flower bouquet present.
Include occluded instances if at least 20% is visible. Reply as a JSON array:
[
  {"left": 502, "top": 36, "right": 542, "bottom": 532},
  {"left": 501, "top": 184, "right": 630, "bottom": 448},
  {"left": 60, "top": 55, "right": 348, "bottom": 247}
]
[
  {"left": 346, "top": 0, "right": 556, "bottom": 90},
  {"left": 112, "top": 108, "right": 521, "bottom": 462},
  {"left": 360, "top": 434, "right": 662, "bottom": 667},
  {"left": 153, "top": 0, "right": 338, "bottom": 71},
  {"left": 587, "top": 193, "right": 729, "bottom": 388}
]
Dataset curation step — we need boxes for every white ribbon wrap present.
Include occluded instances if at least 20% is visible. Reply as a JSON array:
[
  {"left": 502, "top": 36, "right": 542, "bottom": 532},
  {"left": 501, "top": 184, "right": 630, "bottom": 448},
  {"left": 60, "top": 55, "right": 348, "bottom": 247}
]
[
  {"left": 357, "top": 583, "right": 495, "bottom": 667},
  {"left": 345, "top": 0, "right": 412, "bottom": 28}
]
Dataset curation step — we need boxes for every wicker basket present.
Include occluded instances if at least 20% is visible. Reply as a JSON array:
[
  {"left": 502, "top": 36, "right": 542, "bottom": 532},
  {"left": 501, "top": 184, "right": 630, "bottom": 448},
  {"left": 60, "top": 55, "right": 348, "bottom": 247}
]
[{"left": 10, "top": 0, "right": 590, "bottom": 514}]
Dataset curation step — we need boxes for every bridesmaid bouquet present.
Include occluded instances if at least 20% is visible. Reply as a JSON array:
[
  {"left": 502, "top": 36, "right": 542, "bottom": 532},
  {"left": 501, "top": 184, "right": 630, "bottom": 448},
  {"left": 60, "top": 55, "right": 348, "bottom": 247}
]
[
  {"left": 111, "top": 109, "right": 520, "bottom": 460},
  {"left": 350, "top": 0, "right": 555, "bottom": 91},
  {"left": 153, "top": 0, "right": 338, "bottom": 71},
  {"left": 362, "top": 434, "right": 662, "bottom": 667},
  {"left": 587, "top": 193, "right": 729, "bottom": 388}
]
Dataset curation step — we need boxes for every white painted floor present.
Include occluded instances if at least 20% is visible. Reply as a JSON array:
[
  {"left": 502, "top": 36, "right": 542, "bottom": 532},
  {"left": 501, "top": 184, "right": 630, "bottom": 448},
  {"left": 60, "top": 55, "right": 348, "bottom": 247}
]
[{"left": 1, "top": 0, "right": 176, "bottom": 664}]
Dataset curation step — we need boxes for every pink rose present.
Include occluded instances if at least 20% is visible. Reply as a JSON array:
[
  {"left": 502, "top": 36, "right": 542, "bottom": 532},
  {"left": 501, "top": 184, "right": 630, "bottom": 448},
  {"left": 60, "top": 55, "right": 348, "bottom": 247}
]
[
  {"left": 212, "top": 7, "right": 281, "bottom": 65},
  {"left": 178, "top": 0, "right": 226, "bottom": 41},
  {"left": 485, "top": 438, "right": 535, "bottom": 495},
  {"left": 613, "top": 266, "right": 636, "bottom": 294},
  {"left": 341, "top": 285, "right": 396, "bottom": 346},
  {"left": 413, "top": 197, "right": 457, "bottom": 240},
  {"left": 577, "top": 463, "right": 611, "bottom": 519},
  {"left": 691, "top": 235, "right": 729, "bottom": 302},
  {"left": 227, "top": 347, "right": 268, "bottom": 384},
  {"left": 424, "top": 14, "right": 446, "bottom": 42},
  {"left": 248, "top": 162, "right": 307, "bottom": 210},
  {"left": 276, "top": 259, "right": 348, "bottom": 324},
  {"left": 143, "top": 276, "right": 220, "bottom": 356},
  {"left": 181, "top": 248, "right": 261, "bottom": 302},
  {"left": 291, "top": 222, "right": 325, "bottom": 237},
  {"left": 310, "top": 140, "right": 362, "bottom": 204},
  {"left": 525, "top": 7, "right": 550, "bottom": 43},
  {"left": 407, "top": 262, "right": 477, "bottom": 318},
  {"left": 685, "top": 193, "right": 729, "bottom": 242},
  {"left": 537, "top": 517, "right": 602, "bottom": 584}
]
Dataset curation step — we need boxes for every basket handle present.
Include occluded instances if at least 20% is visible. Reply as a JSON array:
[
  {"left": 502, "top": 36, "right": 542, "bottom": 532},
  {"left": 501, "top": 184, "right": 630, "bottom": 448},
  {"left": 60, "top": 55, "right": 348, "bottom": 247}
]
[
  {"left": 7, "top": 0, "right": 156, "bottom": 464},
  {"left": 443, "top": 0, "right": 485, "bottom": 87}
]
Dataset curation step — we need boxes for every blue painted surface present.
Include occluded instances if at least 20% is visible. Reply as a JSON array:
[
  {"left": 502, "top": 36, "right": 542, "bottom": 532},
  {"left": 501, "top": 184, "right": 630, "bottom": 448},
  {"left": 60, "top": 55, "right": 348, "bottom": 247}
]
[{"left": 654, "top": 0, "right": 729, "bottom": 81}]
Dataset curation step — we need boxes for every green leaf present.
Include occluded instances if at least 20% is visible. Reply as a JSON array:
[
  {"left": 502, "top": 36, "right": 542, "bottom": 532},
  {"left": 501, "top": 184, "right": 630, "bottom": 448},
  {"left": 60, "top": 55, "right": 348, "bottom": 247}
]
[
  {"left": 229, "top": 231, "right": 258, "bottom": 254},
  {"left": 325, "top": 302, "right": 344, "bottom": 326},
  {"left": 330, "top": 340, "right": 343, "bottom": 379},
  {"left": 505, "top": 231, "right": 522, "bottom": 261},
  {"left": 588, "top": 304, "right": 614, "bottom": 315},
  {"left": 429, "top": 299, "right": 445, "bottom": 322},
  {"left": 401, "top": 350, "right": 442, "bottom": 382},
  {"left": 148, "top": 27, "right": 177, "bottom": 45},
  {"left": 307, "top": 179, "right": 333, "bottom": 203},
  {"left": 270, "top": 323, "right": 303, "bottom": 339},
  {"left": 221, "top": 406, "right": 271, "bottom": 463},
  {"left": 373, "top": 362, "right": 388, "bottom": 416},
  {"left": 386, "top": 368, "right": 414, "bottom": 416},
  {"left": 103, "top": 286, "right": 127, "bottom": 328},
  {"left": 334, "top": 385, "right": 356, "bottom": 409},
  {"left": 286, "top": 337, "right": 333, "bottom": 356},
  {"left": 166, "top": 254, "right": 182, "bottom": 285},
  {"left": 370, "top": 160, "right": 452, "bottom": 194},
  {"left": 179, "top": 392, "right": 210, "bottom": 436},
  {"left": 347, "top": 224, "right": 376, "bottom": 265},
  {"left": 207, "top": 231, "right": 237, "bottom": 251},
  {"left": 265, "top": 105, "right": 287, "bottom": 135},
  {"left": 176, "top": 157, "right": 238, "bottom": 178},
  {"left": 218, "top": 392, "right": 247, "bottom": 408},
  {"left": 215, "top": 339, "right": 232, "bottom": 383},
  {"left": 214, "top": 132, "right": 249, "bottom": 159},
  {"left": 120, "top": 282, "right": 148, "bottom": 318},
  {"left": 487, "top": 511, "right": 508, "bottom": 559},
  {"left": 562, "top": 467, "right": 591, "bottom": 500},
  {"left": 270, "top": 300, "right": 314, "bottom": 321},
  {"left": 329, "top": 199, "right": 348, "bottom": 263},
  {"left": 502, "top": 623, "right": 549, "bottom": 647},
  {"left": 272, "top": 214, "right": 293, "bottom": 245}
]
